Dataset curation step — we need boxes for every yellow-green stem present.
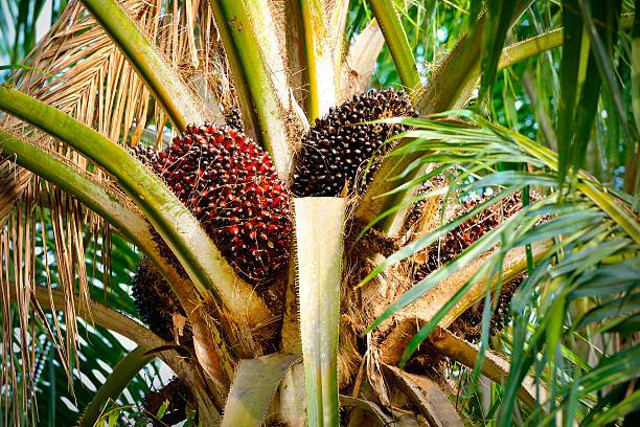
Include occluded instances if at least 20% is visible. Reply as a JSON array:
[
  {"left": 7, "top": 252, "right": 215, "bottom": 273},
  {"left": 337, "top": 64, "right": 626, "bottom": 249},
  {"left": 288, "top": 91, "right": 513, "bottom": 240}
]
[
  {"left": 299, "top": 0, "right": 337, "bottom": 121},
  {"left": 78, "top": 347, "right": 154, "bottom": 427},
  {"left": 295, "top": 197, "right": 346, "bottom": 427},
  {"left": 208, "top": 0, "right": 294, "bottom": 178},
  {"left": 369, "top": 0, "right": 420, "bottom": 91}
]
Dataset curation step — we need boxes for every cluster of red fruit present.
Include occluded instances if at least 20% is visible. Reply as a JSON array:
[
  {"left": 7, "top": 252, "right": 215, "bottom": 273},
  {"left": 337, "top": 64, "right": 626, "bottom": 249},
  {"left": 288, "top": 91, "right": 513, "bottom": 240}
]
[
  {"left": 131, "top": 90, "right": 416, "bottom": 338},
  {"left": 134, "top": 89, "right": 415, "bottom": 287},
  {"left": 136, "top": 123, "right": 291, "bottom": 283}
]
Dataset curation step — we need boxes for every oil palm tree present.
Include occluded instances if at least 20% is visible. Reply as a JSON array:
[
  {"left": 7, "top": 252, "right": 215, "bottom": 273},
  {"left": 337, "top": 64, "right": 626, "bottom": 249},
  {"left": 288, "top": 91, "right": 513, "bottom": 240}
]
[{"left": 0, "top": 0, "right": 639, "bottom": 425}]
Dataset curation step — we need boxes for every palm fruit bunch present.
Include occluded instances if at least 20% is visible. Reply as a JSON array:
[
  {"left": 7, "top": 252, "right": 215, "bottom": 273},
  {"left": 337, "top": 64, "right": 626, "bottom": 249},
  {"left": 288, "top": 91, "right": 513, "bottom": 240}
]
[
  {"left": 414, "top": 192, "right": 525, "bottom": 281},
  {"left": 402, "top": 175, "right": 446, "bottom": 234},
  {"left": 449, "top": 276, "right": 523, "bottom": 341},
  {"left": 134, "top": 123, "right": 292, "bottom": 284},
  {"left": 292, "top": 88, "right": 418, "bottom": 197},
  {"left": 131, "top": 258, "right": 188, "bottom": 343},
  {"left": 143, "top": 378, "right": 193, "bottom": 426},
  {"left": 132, "top": 144, "right": 158, "bottom": 167},
  {"left": 411, "top": 191, "right": 529, "bottom": 342},
  {"left": 406, "top": 181, "right": 434, "bottom": 226}
]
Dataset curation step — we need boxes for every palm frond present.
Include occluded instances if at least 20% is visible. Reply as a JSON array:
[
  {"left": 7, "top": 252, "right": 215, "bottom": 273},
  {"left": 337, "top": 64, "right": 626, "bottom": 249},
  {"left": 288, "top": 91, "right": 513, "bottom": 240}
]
[
  {"left": 220, "top": 354, "right": 299, "bottom": 427},
  {"left": 1, "top": 0, "right": 639, "bottom": 425},
  {"left": 369, "top": 0, "right": 420, "bottom": 91},
  {"left": 207, "top": 0, "right": 301, "bottom": 177},
  {"left": 81, "top": 0, "right": 210, "bottom": 130},
  {"left": 298, "top": 0, "right": 339, "bottom": 121}
]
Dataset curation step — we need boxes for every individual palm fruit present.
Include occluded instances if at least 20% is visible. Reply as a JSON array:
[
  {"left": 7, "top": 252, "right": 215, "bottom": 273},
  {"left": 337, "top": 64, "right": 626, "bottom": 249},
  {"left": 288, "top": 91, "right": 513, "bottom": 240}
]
[
  {"left": 146, "top": 124, "right": 292, "bottom": 284},
  {"left": 292, "top": 89, "right": 418, "bottom": 197},
  {"left": 131, "top": 258, "right": 185, "bottom": 342}
]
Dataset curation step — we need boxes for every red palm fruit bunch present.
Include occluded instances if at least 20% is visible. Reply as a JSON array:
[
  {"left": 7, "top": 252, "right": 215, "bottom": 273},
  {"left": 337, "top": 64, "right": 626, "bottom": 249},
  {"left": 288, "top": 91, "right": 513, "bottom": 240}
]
[
  {"left": 412, "top": 191, "right": 529, "bottom": 340},
  {"left": 136, "top": 123, "right": 292, "bottom": 284},
  {"left": 414, "top": 192, "right": 525, "bottom": 281},
  {"left": 449, "top": 276, "right": 523, "bottom": 341},
  {"left": 292, "top": 89, "right": 418, "bottom": 197}
]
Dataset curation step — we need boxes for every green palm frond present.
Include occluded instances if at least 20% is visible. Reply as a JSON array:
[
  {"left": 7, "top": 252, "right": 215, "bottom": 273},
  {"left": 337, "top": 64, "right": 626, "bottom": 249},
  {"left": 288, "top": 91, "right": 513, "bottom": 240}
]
[{"left": 365, "top": 112, "right": 640, "bottom": 424}]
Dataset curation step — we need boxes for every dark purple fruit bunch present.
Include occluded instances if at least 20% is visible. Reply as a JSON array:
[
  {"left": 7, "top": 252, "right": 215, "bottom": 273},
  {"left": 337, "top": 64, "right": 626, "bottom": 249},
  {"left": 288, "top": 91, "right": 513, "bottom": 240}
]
[
  {"left": 292, "top": 89, "right": 418, "bottom": 197},
  {"left": 132, "top": 144, "right": 158, "bottom": 167},
  {"left": 144, "top": 377, "right": 193, "bottom": 426},
  {"left": 136, "top": 123, "right": 292, "bottom": 283},
  {"left": 449, "top": 277, "right": 522, "bottom": 341},
  {"left": 131, "top": 258, "right": 186, "bottom": 342}
]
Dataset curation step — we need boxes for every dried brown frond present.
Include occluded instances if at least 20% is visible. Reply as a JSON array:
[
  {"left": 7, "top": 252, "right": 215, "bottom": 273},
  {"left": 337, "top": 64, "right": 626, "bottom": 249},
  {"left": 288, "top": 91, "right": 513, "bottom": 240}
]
[
  {"left": 1, "top": 193, "right": 38, "bottom": 424},
  {"left": 0, "top": 174, "right": 101, "bottom": 423},
  {"left": 0, "top": 2, "right": 237, "bottom": 420},
  {"left": 0, "top": 131, "right": 141, "bottom": 424},
  {"left": 0, "top": 161, "right": 31, "bottom": 223}
]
